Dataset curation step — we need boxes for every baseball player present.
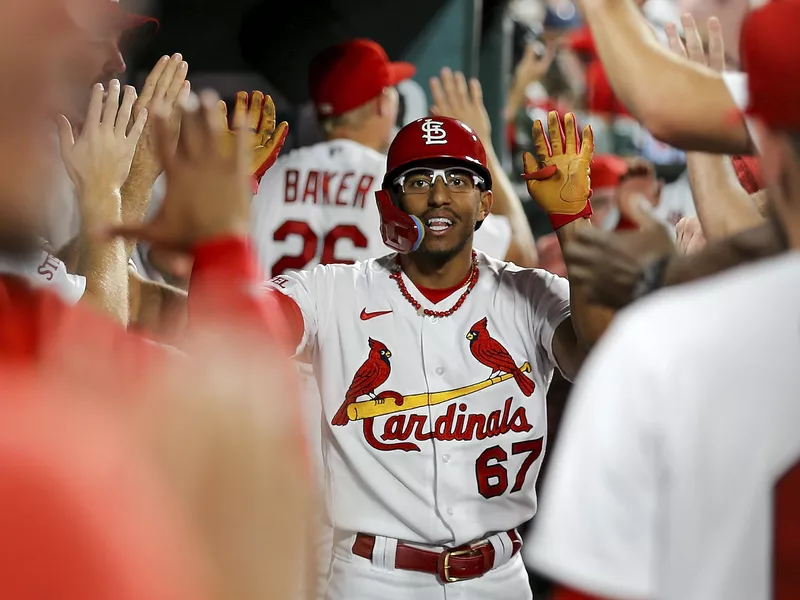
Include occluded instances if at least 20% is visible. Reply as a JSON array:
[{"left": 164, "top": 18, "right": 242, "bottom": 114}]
[
  {"left": 262, "top": 112, "right": 610, "bottom": 599},
  {"left": 250, "top": 39, "right": 532, "bottom": 276},
  {"left": 525, "top": 4, "right": 800, "bottom": 600}
]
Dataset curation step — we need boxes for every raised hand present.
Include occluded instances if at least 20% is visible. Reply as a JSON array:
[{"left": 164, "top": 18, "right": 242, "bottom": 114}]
[
  {"left": 58, "top": 80, "right": 147, "bottom": 200},
  {"left": 522, "top": 111, "right": 594, "bottom": 229},
  {"left": 429, "top": 68, "right": 492, "bottom": 145},
  {"left": 675, "top": 216, "right": 707, "bottom": 256},
  {"left": 513, "top": 41, "right": 558, "bottom": 90},
  {"left": 562, "top": 196, "right": 676, "bottom": 308},
  {"left": 110, "top": 90, "right": 253, "bottom": 251},
  {"left": 217, "top": 91, "right": 289, "bottom": 183},
  {"left": 129, "top": 53, "right": 191, "bottom": 181},
  {"left": 665, "top": 14, "right": 726, "bottom": 72}
]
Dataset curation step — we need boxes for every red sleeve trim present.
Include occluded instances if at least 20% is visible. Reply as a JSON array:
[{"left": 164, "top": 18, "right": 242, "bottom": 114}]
[
  {"left": 189, "top": 235, "right": 290, "bottom": 346},
  {"left": 192, "top": 235, "right": 257, "bottom": 282},
  {"left": 553, "top": 585, "right": 618, "bottom": 600}
]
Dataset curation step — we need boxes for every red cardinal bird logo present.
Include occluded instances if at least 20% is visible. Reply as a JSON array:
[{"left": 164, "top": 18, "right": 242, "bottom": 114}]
[
  {"left": 466, "top": 317, "right": 535, "bottom": 397},
  {"left": 332, "top": 338, "right": 392, "bottom": 426}
]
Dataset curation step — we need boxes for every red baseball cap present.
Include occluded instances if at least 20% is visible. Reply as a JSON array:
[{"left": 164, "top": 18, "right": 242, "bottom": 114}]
[
  {"left": 740, "top": 0, "right": 800, "bottom": 130},
  {"left": 309, "top": 39, "right": 415, "bottom": 117},
  {"left": 590, "top": 154, "right": 628, "bottom": 191},
  {"left": 105, "top": 0, "right": 159, "bottom": 31}
]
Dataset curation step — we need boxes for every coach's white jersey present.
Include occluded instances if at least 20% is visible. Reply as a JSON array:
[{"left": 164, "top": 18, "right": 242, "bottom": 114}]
[
  {"left": 266, "top": 250, "right": 570, "bottom": 545},
  {"left": 527, "top": 252, "right": 800, "bottom": 600},
  {"left": 0, "top": 247, "right": 85, "bottom": 305},
  {"left": 251, "top": 139, "right": 387, "bottom": 278}
]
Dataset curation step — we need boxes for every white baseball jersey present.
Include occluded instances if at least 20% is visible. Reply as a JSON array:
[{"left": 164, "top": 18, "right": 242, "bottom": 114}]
[
  {"left": 0, "top": 247, "right": 85, "bottom": 305},
  {"left": 266, "top": 250, "right": 571, "bottom": 545},
  {"left": 526, "top": 252, "right": 800, "bottom": 600},
  {"left": 251, "top": 139, "right": 388, "bottom": 277},
  {"left": 723, "top": 71, "right": 763, "bottom": 154},
  {"left": 654, "top": 169, "right": 696, "bottom": 227},
  {"left": 251, "top": 138, "right": 513, "bottom": 278}
]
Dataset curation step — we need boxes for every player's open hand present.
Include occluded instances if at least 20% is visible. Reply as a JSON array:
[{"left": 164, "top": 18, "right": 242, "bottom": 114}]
[
  {"left": 109, "top": 90, "right": 252, "bottom": 251},
  {"left": 665, "top": 14, "right": 726, "bottom": 72},
  {"left": 217, "top": 91, "right": 289, "bottom": 183},
  {"left": 675, "top": 216, "right": 707, "bottom": 256},
  {"left": 129, "top": 53, "right": 191, "bottom": 182},
  {"left": 563, "top": 195, "right": 675, "bottom": 308},
  {"left": 523, "top": 111, "right": 593, "bottom": 226},
  {"left": 58, "top": 80, "right": 147, "bottom": 202},
  {"left": 429, "top": 68, "right": 492, "bottom": 146}
]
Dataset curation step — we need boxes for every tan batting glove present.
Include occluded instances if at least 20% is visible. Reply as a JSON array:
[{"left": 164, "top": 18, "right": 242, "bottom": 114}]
[
  {"left": 217, "top": 91, "right": 289, "bottom": 187},
  {"left": 522, "top": 111, "right": 594, "bottom": 229}
]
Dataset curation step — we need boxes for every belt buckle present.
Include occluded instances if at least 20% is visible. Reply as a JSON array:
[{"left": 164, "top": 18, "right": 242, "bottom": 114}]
[{"left": 439, "top": 546, "right": 479, "bottom": 583}]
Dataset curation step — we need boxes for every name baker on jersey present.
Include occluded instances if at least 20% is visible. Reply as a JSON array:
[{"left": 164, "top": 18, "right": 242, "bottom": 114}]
[
  {"left": 333, "top": 318, "right": 537, "bottom": 452},
  {"left": 284, "top": 169, "right": 375, "bottom": 208}
]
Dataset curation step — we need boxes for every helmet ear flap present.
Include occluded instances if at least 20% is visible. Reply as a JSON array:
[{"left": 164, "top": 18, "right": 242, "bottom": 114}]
[{"left": 376, "top": 189, "right": 424, "bottom": 254}]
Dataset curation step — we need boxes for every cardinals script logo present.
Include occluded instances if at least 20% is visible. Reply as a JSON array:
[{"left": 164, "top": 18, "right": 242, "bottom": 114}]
[{"left": 333, "top": 320, "right": 536, "bottom": 452}]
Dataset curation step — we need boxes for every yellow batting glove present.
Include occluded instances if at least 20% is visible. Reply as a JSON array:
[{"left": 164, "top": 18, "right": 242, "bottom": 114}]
[
  {"left": 218, "top": 91, "right": 289, "bottom": 191},
  {"left": 522, "top": 111, "right": 594, "bottom": 229}
]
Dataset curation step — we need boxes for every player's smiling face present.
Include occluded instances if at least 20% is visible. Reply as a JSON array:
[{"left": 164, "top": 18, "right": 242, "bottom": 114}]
[{"left": 396, "top": 161, "right": 492, "bottom": 259}]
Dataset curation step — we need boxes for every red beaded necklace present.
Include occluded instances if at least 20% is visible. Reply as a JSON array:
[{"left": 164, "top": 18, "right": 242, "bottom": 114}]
[{"left": 390, "top": 251, "right": 479, "bottom": 318}]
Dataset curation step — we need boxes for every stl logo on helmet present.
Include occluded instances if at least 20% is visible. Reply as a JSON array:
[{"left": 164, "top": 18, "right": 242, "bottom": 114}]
[{"left": 421, "top": 119, "right": 447, "bottom": 145}]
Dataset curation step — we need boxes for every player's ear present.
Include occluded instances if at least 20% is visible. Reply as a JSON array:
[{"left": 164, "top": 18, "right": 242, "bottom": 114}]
[
  {"left": 478, "top": 189, "right": 493, "bottom": 221},
  {"left": 375, "top": 87, "right": 396, "bottom": 118}
]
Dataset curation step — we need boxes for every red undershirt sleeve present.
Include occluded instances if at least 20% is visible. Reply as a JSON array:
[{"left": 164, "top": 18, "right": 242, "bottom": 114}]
[{"left": 188, "top": 236, "right": 299, "bottom": 350}]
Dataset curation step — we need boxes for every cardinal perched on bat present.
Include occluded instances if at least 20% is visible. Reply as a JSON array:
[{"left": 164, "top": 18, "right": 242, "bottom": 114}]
[
  {"left": 466, "top": 318, "right": 535, "bottom": 397},
  {"left": 332, "top": 338, "right": 392, "bottom": 426}
]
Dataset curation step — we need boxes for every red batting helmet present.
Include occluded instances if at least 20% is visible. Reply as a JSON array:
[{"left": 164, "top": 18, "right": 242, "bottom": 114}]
[
  {"left": 382, "top": 117, "right": 492, "bottom": 189},
  {"left": 377, "top": 117, "right": 492, "bottom": 254}
]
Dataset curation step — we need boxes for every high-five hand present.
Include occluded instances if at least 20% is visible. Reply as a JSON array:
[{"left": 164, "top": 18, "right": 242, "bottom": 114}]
[
  {"left": 522, "top": 111, "right": 594, "bottom": 229},
  {"left": 429, "top": 68, "right": 492, "bottom": 145},
  {"left": 58, "top": 80, "right": 147, "bottom": 200},
  {"left": 217, "top": 91, "right": 289, "bottom": 183},
  {"left": 130, "top": 53, "right": 191, "bottom": 180},
  {"left": 110, "top": 91, "right": 254, "bottom": 251},
  {"left": 665, "top": 15, "right": 725, "bottom": 72}
]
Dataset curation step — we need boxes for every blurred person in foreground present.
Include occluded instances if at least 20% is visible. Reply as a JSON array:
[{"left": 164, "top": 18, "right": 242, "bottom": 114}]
[
  {"left": 0, "top": 0, "right": 315, "bottom": 598},
  {"left": 525, "top": 3, "right": 800, "bottom": 600}
]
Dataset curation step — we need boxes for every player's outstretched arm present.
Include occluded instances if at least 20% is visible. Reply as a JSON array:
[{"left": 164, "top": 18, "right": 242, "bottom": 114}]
[
  {"left": 523, "top": 111, "right": 615, "bottom": 378},
  {"left": 121, "top": 53, "right": 190, "bottom": 261},
  {"left": 664, "top": 16, "right": 764, "bottom": 240},
  {"left": 108, "top": 89, "right": 296, "bottom": 349},
  {"left": 576, "top": 0, "right": 752, "bottom": 154},
  {"left": 58, "top": 80, "right": 147, "bottom": 326}
]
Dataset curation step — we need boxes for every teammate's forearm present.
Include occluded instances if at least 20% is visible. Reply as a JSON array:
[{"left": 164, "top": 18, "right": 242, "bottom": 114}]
[
  {"left": 76, "top": 189, "right": 129, "bottom": 326},
  {"left": 128, "top": 267, "right": 188, "bottom": 344},
  {"left": 120, "top": 168, "right": 156, "bottom": 260},
  {"left": 556, "top": 218, "right": 615, "bottom": 348},
  {"left": 663, "top": 220, "right": 783, "bottom": 287},
  {"left": 505, "top": 80, "right": 529, "bottom": 122},
  {"left": 578, "top": 0, "right": 751, "bottom": 153},
  {"left": 686, "top": 153, "right": 764, "bottom": 240},
  {"left": 485, "top": 146, "right": 538, "bottom": 267}
]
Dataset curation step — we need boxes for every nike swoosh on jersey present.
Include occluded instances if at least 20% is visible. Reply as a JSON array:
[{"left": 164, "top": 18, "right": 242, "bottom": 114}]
[{"left": 360, "top": 309, "right": 393, "bottom": 321}]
